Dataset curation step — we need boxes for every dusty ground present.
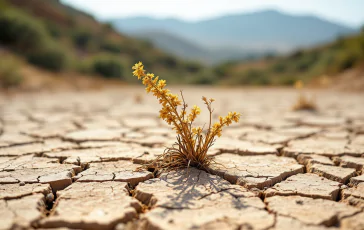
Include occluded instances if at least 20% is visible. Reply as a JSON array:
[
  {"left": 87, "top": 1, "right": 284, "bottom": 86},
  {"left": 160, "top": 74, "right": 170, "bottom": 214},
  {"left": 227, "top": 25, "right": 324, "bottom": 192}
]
[{"left": 0, "top": 87, "right": 363, "bottom": 230}]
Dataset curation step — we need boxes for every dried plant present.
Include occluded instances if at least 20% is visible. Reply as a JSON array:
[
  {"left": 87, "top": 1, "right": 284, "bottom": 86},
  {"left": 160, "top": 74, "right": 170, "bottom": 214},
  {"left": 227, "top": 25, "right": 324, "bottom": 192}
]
[
  {"left": 134, "top": 93, "right": 143, "bottom": 104},
  {"left": 292, "top": 80, "right": 317, "bottom": 111},
  {"left": 132, "top": 62, "right": 240, "bottom": 170}
]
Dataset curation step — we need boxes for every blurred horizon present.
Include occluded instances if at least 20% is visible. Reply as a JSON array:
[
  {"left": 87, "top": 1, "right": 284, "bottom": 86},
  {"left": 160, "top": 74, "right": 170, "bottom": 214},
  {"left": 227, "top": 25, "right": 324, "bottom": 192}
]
[
  {"left": 61, "top": 0, "right": 364, "bottom": 28},
  {"left": 1, "top": 0, "right": 364, "bottom": 91},
  {"left": 60, "top": 0, "right": 364, "bottom": 63}
]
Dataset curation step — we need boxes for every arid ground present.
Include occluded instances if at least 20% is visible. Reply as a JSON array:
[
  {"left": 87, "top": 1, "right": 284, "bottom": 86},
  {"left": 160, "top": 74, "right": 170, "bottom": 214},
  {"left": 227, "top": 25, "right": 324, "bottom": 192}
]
[{"left": 1, "top": 87, "right": 363, "bottom": 230}]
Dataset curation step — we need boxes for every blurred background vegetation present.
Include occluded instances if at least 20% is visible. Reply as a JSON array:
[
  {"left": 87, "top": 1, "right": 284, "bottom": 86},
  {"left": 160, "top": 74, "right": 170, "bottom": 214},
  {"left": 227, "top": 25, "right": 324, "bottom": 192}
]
[{"left": 0, "top": 0, "right": 363, "bottom": 90}]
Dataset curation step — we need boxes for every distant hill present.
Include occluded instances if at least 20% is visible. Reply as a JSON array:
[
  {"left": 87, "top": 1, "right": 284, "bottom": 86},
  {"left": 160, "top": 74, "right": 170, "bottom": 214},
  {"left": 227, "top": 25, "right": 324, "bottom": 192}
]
[
  {"left": 133, "top": 30, "right": 209, "bottom": 60},
  {"left": 0, "top": 0, "right": 206, "bottom": 88},
  {"left": 132, "top": 30, "right": 272, "bottom": 64},
  {"left": 112, "top": 10, "right": 357, "bottom": 62},
  {"left": 212, "top": 29, "right": 364, "bottom": 86}
]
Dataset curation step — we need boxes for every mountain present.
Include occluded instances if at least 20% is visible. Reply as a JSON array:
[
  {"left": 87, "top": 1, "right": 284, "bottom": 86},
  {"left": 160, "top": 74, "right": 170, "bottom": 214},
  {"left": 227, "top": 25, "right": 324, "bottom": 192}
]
[
  {"left": 132, "top": 30, "right": 272, "bottom": 63},
  {"left": 133, "top": 30, "right": 209, "bottom": 60},
  {"left": 213, "top": 29, "right": 364, "bottom": 86},
  {"left": 1, "top": 0, "right": 207, "bottom": 87},
  {"left": 112, "top": 10, "right": 357, "bottom": 61}
]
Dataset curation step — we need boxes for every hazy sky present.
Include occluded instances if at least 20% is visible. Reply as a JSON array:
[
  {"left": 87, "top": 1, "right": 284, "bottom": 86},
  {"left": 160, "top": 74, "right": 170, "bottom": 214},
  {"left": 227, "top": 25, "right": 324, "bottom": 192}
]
[{"left": 61, "top": 0, "right": 364, "bottom": 27}]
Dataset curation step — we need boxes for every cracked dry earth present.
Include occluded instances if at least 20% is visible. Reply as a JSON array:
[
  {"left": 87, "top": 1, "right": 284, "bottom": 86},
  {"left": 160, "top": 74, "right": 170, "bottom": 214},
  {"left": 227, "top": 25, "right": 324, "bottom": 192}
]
[{"left": 0, "top": 87, "right": 364, "bottom": 230}]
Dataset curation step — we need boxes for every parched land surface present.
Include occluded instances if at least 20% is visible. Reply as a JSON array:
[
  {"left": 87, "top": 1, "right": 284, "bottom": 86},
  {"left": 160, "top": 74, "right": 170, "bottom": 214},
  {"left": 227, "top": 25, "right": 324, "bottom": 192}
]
[{"left": 0, "top": 87, "right": 364, "bottom": 230}]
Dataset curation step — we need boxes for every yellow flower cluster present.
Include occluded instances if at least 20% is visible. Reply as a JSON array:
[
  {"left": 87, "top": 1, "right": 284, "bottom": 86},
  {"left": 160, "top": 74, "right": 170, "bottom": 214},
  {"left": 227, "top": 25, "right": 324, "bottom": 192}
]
[
  {"left": 132, "top": 62, "right": 145, "bottom": 80},
  {"left": 294, "top": 80, "right": 303, "bottom": 89},
  {"left": 133, "top": 62, "right": 182, "bottom": 125},
  {"left": 211, "top": 112, "right": 240, "bottom": 137},
  {"left": 132, "top": 62, "right": 241, "bottom": 169},
  {"left": 192, "top": 126, "right": 202, "bottom": 135},
  {"left": 292, "top": 79, "right": 317, "bottom": 111},
  {"left": 188, "top": 105, "right": 201, "bottom": 122}
]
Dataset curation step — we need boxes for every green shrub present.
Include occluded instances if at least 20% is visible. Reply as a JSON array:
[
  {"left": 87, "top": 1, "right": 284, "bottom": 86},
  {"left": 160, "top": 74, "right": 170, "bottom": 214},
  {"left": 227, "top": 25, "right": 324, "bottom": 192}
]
[
  {"left": 100, "top": 40, "right": 122, "bottom": 53},
  {"left": 0, "top": 56, "right": 23, "bottom": 88},
  {"left": 157, "top": 55, "right": 178, "bottom": 68},
  {"left": 213, "top": 62, "right": 233, "bottom": 78},
  {"left": 289, "top": 49, "right": 304, "bottom": 59},
  {"left": 0, "top": 8, "right": 48, "bottom": 52},
  {"left": 44, "top": 21, "right": 62, "bottom": 38},
  {"left": 192, "top": 76, "right": 214, "bottom": 85},
  {"left": 72, "top": 58, "right": 90, "bottom": 74},
  {"left": 184, "top": 61, "right": 202, "bottom": 73},
  {"left": 295, "top": 59, "right": 310, "bottom": 72},
  {"left": 294, "top": 52, "right": 319, "bottom": 72},
  {"left": 91, "top": 55, "right": 125, "bottom": 78},
  {"left": 122, "top": 42, "right": 143, "bottom": 56},
  {"left": 278, "top": 75, "right": 297, "bottom": 86},
  {"left": 0, "top": 0, "right": 9, "bottom": 10},
  {"left": 26, "top": 44, "right": 68, "bottom": 72},
  {"left": 271, "top": 63, "right": 286, "bottom": 73},
  {"left": 191, "top": 70, "right": 218, "bottom": 85},
  {"left": 237, "top": 69, "right": 270, "bottom": 85},
  {"left": 72, "top": 29, "right": 94, "bottom": 49},
  {"left": 337, "top": 52, "right": 359, "bottom": 71}
]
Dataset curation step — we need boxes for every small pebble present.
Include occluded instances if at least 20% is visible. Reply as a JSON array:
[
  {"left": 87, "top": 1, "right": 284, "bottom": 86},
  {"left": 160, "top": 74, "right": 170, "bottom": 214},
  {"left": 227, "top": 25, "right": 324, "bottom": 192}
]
[
  {"left": 46, "top": 193, "right": 55, "bottom": 203},
  {"left": 66, "top": 171, "right": 73, "bottom": 178},
  {"left": 296, "top": 200, "right": 304, "bottom": 205},
  {"left": 19, "top": 181, "right": 25, "bottom": 186}
]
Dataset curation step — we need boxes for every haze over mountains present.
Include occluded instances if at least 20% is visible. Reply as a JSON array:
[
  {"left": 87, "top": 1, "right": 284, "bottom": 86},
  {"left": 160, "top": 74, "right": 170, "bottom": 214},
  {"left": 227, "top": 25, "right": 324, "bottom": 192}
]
[{"left": 112, "top": 10, "right": 357, "bottom": 63}]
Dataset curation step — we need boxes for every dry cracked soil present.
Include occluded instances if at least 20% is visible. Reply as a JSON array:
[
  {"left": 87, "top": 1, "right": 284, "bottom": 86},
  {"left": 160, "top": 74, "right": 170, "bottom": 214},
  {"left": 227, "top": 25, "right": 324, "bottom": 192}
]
[{"left": 0, "top": 87, "right": 363, "bottom": 230}]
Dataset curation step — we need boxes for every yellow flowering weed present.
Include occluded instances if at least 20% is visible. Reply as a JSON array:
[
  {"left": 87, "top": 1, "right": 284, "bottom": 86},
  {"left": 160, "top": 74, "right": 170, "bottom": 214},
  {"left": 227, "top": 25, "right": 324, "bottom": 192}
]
[
  {"left": 292, "top": 80, "right": 317, "bottom": 111},
  {"left": 132, "top": 62, "right": 240, "bottom": 170}
]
